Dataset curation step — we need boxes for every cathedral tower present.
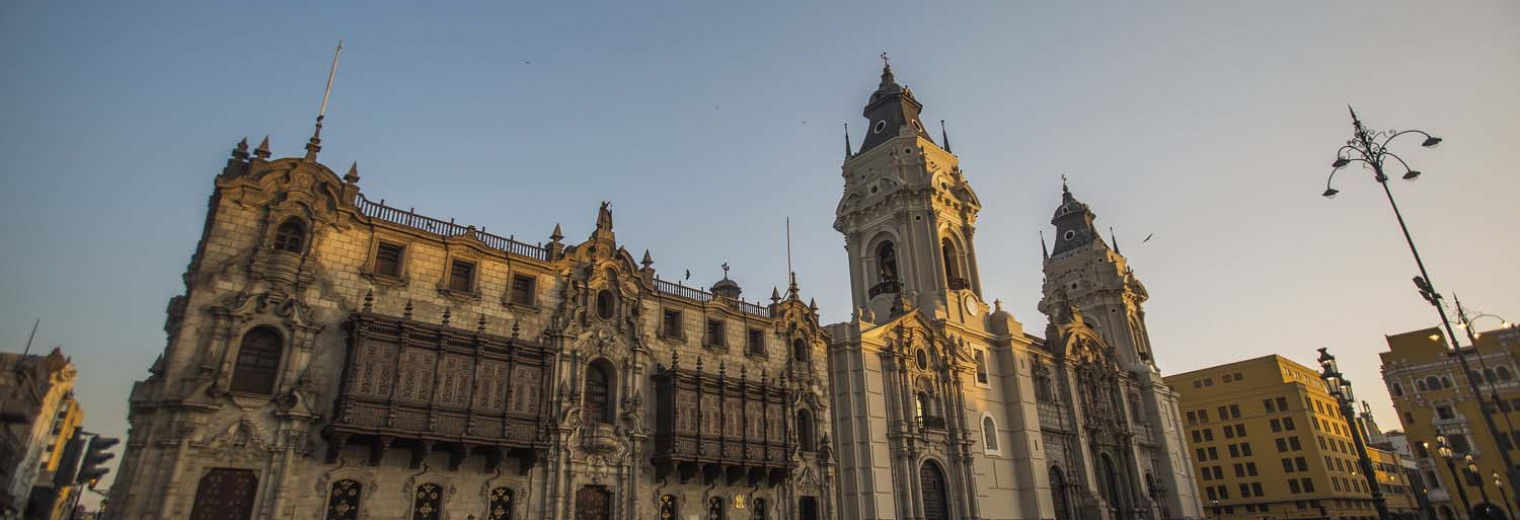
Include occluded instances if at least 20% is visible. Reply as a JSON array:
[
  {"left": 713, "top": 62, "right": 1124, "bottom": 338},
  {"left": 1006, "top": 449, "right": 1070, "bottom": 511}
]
[{"left": 834, "top": 63, "right": 984, "bottom": 323}]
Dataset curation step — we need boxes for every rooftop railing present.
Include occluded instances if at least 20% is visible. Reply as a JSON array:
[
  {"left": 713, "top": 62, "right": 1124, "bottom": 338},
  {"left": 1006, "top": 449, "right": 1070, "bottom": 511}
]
[
  {"left": 356, "top": 195, "right": 549, "bottom": 261},
  {"left": 653, "top": 278, "right": 772, "bottom": 318}
]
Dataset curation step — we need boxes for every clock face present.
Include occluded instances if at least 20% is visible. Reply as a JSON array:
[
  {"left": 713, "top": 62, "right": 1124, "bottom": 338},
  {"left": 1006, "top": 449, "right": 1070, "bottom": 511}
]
[{"left": 964, "top": 294, "right": 980, "bottom": 315}]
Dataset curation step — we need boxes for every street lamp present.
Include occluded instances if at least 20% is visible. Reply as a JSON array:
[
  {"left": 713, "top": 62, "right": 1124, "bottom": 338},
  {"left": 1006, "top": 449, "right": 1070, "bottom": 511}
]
[
  {"left": 1318, "top": 348, "right": 1391, "bottom": 520},
  {"left": 1492, "top": 470, "right": 1517, "bottom": 520},
  {"left": 1212, "top": 500, "right": 1221, "bottom": 520},
  {"left": 1322, "top": 107, "right": 1520, "bottom": 498},
  {"left": 1430, "top": 436, "right": 1475, "bottom": 520},
  {"left": 1465, "top": 455, "right": 1496, "bottom": 520}
]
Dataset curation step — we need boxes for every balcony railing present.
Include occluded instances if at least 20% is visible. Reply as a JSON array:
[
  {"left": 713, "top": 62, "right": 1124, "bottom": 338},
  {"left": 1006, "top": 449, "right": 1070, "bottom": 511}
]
[
  {"left": 920, "top": 415, "right": 947, "bottom": 430},
  {"left": 947, "top": 276, "right": 969, "bottom": 291},
  {"left": 355, "top": 194, "right": 549, "bottom": 261},
  {"left": 868, "top": 279, "right": 901, "bottom": 298},
  {"left": 653, "top": 278, "right": 772, "bottom": 318}
]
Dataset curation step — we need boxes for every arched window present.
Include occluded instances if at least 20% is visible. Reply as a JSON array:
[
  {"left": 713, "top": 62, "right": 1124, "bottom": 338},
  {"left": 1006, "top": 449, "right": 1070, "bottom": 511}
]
[
  {"left": 488, "top": 487, "right": 514, "bottom": 520},
  {"left": 982, "top": 416, "right": 999, "bottom": 452},
  {"left": 974, "top": 350, "right": 989, "bottom": 384},
  {"left": 877, "top": 241, "right": 899, "bottom": 283},
  {"left": 916, "top": 392, "right": 931, "bottom": 422},
  {"left": 941, "top": 237, "right": 962, "bottom": 288},
  {"left": 231, "top": 327, "right": 282, "bottom": 394},
  {"left": 595, "top": 290, "right": 615, "bottom": 320},
  {"left": 659, "top": 495, "right": 678, "bottom": 520},
  {"left": 1392, "top": 383, "right": 1403, "bottom": 396},
  {"left": 411, "top": 483, "right": 443, "bottom": 520},
  {"left": 1441, "top": 376, "right": 1452, "bottom": 388},
  {"left": 1484, "top": 369, "right": 1498, "bottom": 383},
  {"left": 793, "top": 338, "right": 808, "bottom": 363},
  {"left": 273, "top": 219, "right": 307, "bottom": 253},
  {"left": 707, "top": 496, "right": 725, "bottom": 520},
  {"left": 1416, "top": 379, "right": 1427, "bottom": 392},
  {"left": 584, "top": 361, "right": 613, "bottom": 424},
  {"left": 1050, "top": 467, "right": 1072, "bottom": 520},
  {"left": 1499, "top": 367, "right": 1513, "bottom": 381},
  {"left": 1425, "top": 376, "right": 1441, "bottom": 391},
  {"left": 797, "top": 409, "right": 815, "bottom": 452},
  {"left": 750, "top": 498, "right": 767, "bottom": 520},
  {"left": 325, "top": 480, "right": 362, "bottom": 520}
]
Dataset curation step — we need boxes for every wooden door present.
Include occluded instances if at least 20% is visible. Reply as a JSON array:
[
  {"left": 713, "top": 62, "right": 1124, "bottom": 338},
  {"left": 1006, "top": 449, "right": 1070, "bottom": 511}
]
[
  {"left": 188, "top": 468, "right": 258, "bottom": 520},
  {"left": 920, "top": 462, "right": 949, "bottom": 520},
  {"left": 798, "top": 496, "right": 819, "bottom": 520},
  {"left": 575, "top": 485, "right": 612, "bottom": 520}
]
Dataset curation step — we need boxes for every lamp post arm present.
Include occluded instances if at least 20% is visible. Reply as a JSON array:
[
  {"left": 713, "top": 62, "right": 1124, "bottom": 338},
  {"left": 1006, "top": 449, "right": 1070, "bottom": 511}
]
[{"left": 1382, "top": 129, "right": 1438, "bottom": 148}]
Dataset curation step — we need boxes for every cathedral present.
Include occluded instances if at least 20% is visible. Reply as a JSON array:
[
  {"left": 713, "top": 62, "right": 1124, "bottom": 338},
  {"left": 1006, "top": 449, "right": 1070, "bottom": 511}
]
[{"left": 103, "top": 63, "right": 1203, "bottom": 520}]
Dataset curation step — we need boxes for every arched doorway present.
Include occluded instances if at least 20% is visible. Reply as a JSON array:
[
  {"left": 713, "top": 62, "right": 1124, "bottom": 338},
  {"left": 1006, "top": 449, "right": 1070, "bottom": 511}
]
[
  {"left": 1050, "top": 466, "right": 1072, "bottom": 520},
  {"left": 575, "top": 486, "right": 612, "bottom": 520},
  {"left": 1100, "top": 454, "right": 1125, "bottom": 516},
  {"left": 188, "top": 468, "right": 258, "bottom": 520},
  {"left": 921, "top": 460, "right": 951, "bottom": 520}
]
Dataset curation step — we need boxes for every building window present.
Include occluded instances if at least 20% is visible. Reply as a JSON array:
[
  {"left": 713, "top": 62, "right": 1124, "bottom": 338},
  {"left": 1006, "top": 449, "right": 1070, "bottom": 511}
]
[
  {"left": 798, "top": 409, "right": 816, "bottom": 451},
  {"left": 1276, "top": 397, "right": 1289, "bottom": 411},
  {"left": 1499, "top": 367, "right": 1513, "bottom": 381},
  {"left": 325, "top": 479, "right": 362, "bottom": 520},
  {"left": 750, "top": 498, "right": 767, "bottom": 520},
  {"left": 1435, "top": 405, "right": 1454, "bottom": 420},
  {"left": 595, "top": 290, "right": 615, "bottom": 319},
  {"left": 747, "top": 328, "right": 765, "bottom": 356},
  {"left": 793, "top": 338, "right": 808, "bottom": 363},
  {"left": 877, "top": 241, "right": 900, "bottom": 283},
  {"left": 375, "top": 242, "right": 405, "bottom": 277},
  {"left": 488, "top": 488, "right": 514, "bottom": 520},
  {"left": 1425, "top": 376, "right": 1441, "bottom": 390},
  {"left": 983, "top": 416, "right": 999, "bottom": 452},
  {"left": 508, "top": 275, "right": 536, "bottom": 306},
  {"left": 662, "top": 310, "right": 683, "bottom": 339},
  {"left": 659, "top": 495, "right": 678, "bottom": 520},
  {"left": 273, "top": 218, "right": 307, "bottom": 253},
  {"left": 1392, "top": 382, "right": 1403, "bottom": 396},
  {"left": 974, "top": 350, "right": 989, "bottom": 384},
  {"left": 706, "top": 319, "right": 726, "bottom": 348},
  {"left": 707, "top": 496, "right": 725, "bottom": 520},
  {"left": 1241, "top": 443, "right": 1253, "bottom": 456},
  {"left": 941, "top": 237, "right": 964, "bottom": 289},
  {"left": 1283, "top": 417, "right": 1296, "bottom": 431},
  {"left": 231, "top": 326, "right": 282, "bottom": 394},
  {"left": 584, "top": 361, "right": 613, "bottom": 424},
  {"left": 449, "top": 260, "right": 475, "bottom": 293},
  {"left": 412, "top": 483, "right": 443, "bottom": 520}
]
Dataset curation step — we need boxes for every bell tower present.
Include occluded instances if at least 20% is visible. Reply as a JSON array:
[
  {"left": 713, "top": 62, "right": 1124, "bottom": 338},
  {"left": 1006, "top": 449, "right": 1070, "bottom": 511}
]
[
  {"left": 1038, "top": 181, "right": 1158, "bottom": 370},
  {"left": 834, "top": 61, "right": 985, "bottom": 321}
]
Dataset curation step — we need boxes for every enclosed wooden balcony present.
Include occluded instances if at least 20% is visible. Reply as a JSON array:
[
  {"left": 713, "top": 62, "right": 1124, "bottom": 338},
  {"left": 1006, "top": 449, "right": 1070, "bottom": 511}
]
[{"left": 651, "top": 362, "right": 795, "bottom": 486}]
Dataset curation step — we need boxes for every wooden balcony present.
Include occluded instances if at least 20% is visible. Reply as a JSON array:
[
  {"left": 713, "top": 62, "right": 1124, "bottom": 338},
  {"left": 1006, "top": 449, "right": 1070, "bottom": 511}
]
[
  {"left": 651, "top": 364, "right": 795, "bottom": 486},
  {"left": 325, "top": 311, "right": 554, "bottom": 473}
]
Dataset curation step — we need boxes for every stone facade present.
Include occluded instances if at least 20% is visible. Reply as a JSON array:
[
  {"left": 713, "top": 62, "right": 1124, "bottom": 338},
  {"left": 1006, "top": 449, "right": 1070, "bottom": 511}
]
[
  {"left": 103, "top": 136, "right": 834, "bottom": 520},
  {"left": 825, "top": 65, "right": 1205, "bottom": 520}
]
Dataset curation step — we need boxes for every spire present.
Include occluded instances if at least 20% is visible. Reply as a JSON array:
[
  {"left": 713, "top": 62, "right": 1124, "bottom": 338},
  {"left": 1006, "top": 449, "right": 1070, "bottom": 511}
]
[
  {"left": 1040, "top": 230, "right": 1049, "bottom": 261},
  {"left": 940, "top": 120, "right": 952, "bottom": 153},
  {"left": 844, "top": 123, "right": 853, "bottom": 158},
  {"left": 304, "top": 39, "right": 343, "bottom": 162},
  {"left": 1050, "top": 177, "right": 1102, "bottom": 257},
  {"left": 344, "top": 162, "right": 360, "bottom": 184},
  {"left": 255, "top": 136, "right": 271, "bottom": 160},
  {"left": 232, "top": 138, "right": 250, "bottom": 161},
  {"left": 858, "top": 57, "right": 934, "bottom": 154},
  {"left": 641, "top": 249, "right": 653, "bottom": 269},
  {"left": 1109, "top": 227, "right": 1121, "bottom": 255},
  {"left": 550, "top": 223, "right": 563, "bottom": 242}
]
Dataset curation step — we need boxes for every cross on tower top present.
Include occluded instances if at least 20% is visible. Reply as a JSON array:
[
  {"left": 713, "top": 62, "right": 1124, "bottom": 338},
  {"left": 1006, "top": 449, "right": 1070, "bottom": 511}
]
[{"left": 880, "top": 52, "right": 890, "bottom": 67}]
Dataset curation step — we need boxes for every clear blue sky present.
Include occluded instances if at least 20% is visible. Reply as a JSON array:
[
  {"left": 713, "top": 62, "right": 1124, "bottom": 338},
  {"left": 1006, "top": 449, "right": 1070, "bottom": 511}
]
[{"left": 3, "top": 0, "right": 1517, "bottom": 495}]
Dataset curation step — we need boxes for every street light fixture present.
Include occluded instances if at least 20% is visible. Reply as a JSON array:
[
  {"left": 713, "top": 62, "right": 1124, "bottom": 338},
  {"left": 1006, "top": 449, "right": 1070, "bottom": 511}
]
[
  {"left": 1492, "top": 470, "right": 1517, "bottom": 520},
  {"left": 1318, "top": 348, "right": 1390, "bottom": 520},
  {"left": 1466, "top": 454, "right": 1497, "bottom": 520},
  {"left": 1321, "top": 106, "right": 1520, "bottom": 498},
  {"left": 1430, "top": 436, "right": 1475, "bottom": 520}
]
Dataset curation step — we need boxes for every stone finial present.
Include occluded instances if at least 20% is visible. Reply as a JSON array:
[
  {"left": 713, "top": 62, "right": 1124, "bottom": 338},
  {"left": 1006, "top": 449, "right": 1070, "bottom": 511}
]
[
  {"left": 362, "top": 289, "right": 373, "bottom": 312},
  {"left": 511, "top": 318, "right": 520, "bottom": 339},
  {"left": 442, "top": 307, "right": 452, "bottom": 326},
  {"left": 671, "top": 350, "right": 680, "bottom": 371},
  {"left": 233, "top": 138, "right": 250, "bottom": 161},
  {"left": 718, "top": 361, "right": 726, "bottom": 379},
  {"left": 344, "top": 162, "right": 360, "bottom": 184},
  {"left": 808, "top": 298, "right": 818, "bottom": 312},
  {"left": 641, "top": 249, "right": 653, "bottom": 269},
  {"left": 404, "top": 299, "right": 414, "bottom": 320},
  {"left": 478, "top": 313, "right": 487, "bottom": 333},
  {"left": 254, "top": 136, "right": 272, "bottom": 160},
  {"left": 770, "top": 287, "right": 781, "bottom": 305},
  {"left": 550, "top": 223, "right": 563, "bottom": 242},
  {"left": 695, "top": 357, "right": 704, "bottom": 374}
]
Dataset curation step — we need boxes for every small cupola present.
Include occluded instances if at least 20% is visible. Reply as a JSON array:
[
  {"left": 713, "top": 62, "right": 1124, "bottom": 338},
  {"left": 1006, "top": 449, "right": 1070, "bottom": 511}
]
[{"left": 710, "top": 263, "right": 742, "bottom": 300}]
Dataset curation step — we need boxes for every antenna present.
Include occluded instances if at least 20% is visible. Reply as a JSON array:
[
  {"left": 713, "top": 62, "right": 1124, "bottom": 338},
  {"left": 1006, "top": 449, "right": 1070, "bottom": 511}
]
[
  {"left": 305, "top": 39, "right": 344, "bottom": 161},
  {"left": 21, "top": 318, "right": 38, "bottom": 357},
  {"left": 786, "top": 217, "right": 793, "bottom": 275}
]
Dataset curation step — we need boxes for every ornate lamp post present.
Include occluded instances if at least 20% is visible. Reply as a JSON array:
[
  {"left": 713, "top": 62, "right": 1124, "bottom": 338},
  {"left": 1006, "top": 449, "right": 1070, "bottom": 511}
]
[
  {"left": 1212, "top": 500, "right": 1221, "bottom": 520},
  {"left": 1492, "top": 471, "right": 1517, "bottom": 520},
  {"left": 1452, "top": 305, "right": 1520, "bottom": 438},
  {"left": 1430, "top": 436, "right": 1475, "bottom": 520},
  {"left": 1318, "top": 348, "right": 1391, "bottom": 520},
  {"left": 1465, "top": 455, "right": 1497, "bottom": 520},
  {"left": 1322, "top": 107, "right": 1520, "bottom": 498}
]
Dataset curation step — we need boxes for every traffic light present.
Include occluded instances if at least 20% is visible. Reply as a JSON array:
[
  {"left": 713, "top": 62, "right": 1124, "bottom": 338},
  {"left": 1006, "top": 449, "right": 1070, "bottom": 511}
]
[{"left": 76, "top": 435, "right": 119, "bottom": 489}]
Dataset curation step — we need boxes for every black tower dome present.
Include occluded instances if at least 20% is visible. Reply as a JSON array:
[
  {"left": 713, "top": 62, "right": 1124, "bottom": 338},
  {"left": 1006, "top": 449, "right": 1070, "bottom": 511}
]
[{"left": 857, "top": 64, "right": 935, "bottom": 154}]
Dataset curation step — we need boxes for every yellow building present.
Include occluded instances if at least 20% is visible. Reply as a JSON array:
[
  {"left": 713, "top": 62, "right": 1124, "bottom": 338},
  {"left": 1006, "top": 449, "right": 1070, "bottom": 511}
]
[
  {"left": 1382, "top": 325, "right": 1520, "bottom": 520},
  {"left": 35, "top": 395, "right": 85, "bottom": 520},
  {"left": 1166, "top": 355, "right": 1422, "bottom": 520}
]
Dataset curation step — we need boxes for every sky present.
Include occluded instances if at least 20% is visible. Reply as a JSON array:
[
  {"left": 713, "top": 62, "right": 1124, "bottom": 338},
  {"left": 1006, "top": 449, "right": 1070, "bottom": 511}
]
[{"left": 2, "top": 0, "right": 1517, "bottom": 500}]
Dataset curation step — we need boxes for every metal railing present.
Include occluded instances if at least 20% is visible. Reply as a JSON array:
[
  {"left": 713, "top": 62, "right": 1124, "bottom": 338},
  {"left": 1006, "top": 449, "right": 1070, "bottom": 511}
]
[
  {"left": 355, "top": 195, "right": 549, "bottom": 261},
  {"left": 869, "top": 279, "right": 901, "bottom": 298},
  {"left": 653, "top": 278, "right": 772, "bottom": 318},
  {"left": 947, "top": 276, "right": 970, "bottom": 291}
]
